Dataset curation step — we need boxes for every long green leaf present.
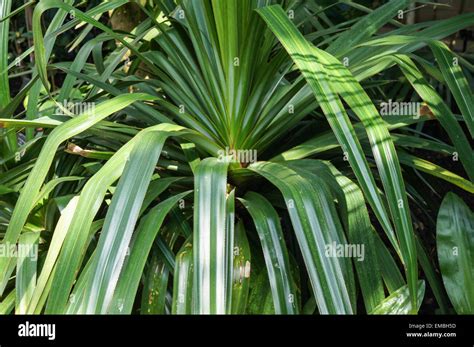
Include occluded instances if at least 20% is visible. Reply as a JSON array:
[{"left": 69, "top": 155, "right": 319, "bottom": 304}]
[
  {"left": 284, "top": 160, "right": 356, "bottom": 309},
  {"left": 326, "top": 164, "right": 385, "bottom": 313},
  {"left": 192, "top": 157, "right": 230, "bottom": 314},
  {"left": 437, "top": 193, "right": 474, "bottom": 314},
  {"left": 26, "top": 196, "right": 79, "bottom": 314},
  {"left": 0, "top": 290, "right": 15, "bottom": 314},
  {"left": 249, "top": 161, "right": 352, "bottom": 314},
  {"left": 374, "top": 233, "right": 405, "bottom": 294},
  {"left": 108, "top": 191, "right": 190, "bottom": 314},
  {"left": 230, "top": 221, "right": 251, "bottom": 314},
  {"left": 172, "top": 240, "right": 193, "bottom": 314},
  {"left": 239, "top": 192, "right": 298, "bottom": 314},
  {"left": 15, "top": 232, "right": 39, "bottom": 314},
  {"left": 429, "top": 41, "right": 474, "bottom": 138},
  {"left": 225, "top": 189, "right": 235, "bottom": 313}
]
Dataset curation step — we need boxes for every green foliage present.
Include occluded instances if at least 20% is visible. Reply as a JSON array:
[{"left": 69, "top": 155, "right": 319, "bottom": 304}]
[{"left": 0, "top": 0, "right": 472, "bottom": 315}]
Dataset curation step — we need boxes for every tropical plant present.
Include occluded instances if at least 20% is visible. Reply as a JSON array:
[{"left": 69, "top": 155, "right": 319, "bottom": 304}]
[{"left": 0, "top": 0, "right": 473, "bottom": 314}]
